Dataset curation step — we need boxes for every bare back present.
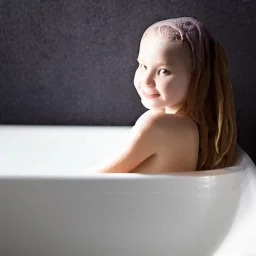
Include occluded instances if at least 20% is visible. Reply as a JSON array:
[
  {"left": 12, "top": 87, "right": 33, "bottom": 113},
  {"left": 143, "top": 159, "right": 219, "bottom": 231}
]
[{"left": 130, "top": 110, "right": 199, "bottom": 173}]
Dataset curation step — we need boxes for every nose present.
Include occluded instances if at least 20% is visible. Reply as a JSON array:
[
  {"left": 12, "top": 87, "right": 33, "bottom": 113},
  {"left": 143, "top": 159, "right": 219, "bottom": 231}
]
[{"left": 142, "top": 72, "right": 155, "bottom": 87}]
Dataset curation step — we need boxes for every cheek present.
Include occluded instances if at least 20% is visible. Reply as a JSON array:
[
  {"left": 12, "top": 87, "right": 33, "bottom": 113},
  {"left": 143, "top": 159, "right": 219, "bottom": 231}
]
[
  {"left": 178, "top": 76, "right": 191, "bottom": 97},
  {"left": 162, "top": 76, "right": 190, "bottom": 98},
  {"left": 160, "top": 77, "right": 176, "bottom": 93},
  {"left": 133, "top": 69, "right": 140, "bottom": 88}
]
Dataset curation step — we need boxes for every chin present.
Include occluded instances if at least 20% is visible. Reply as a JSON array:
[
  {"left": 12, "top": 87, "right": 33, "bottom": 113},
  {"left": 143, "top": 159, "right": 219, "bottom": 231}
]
[{"left": 141, "top": 99, "right": 163, "bottom": 110}]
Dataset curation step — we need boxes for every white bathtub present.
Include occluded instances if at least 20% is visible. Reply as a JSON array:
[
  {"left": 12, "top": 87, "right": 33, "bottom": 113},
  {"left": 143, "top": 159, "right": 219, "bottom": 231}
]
[{"left": 0, "top": 125, "right": 255, "bottom": 256}]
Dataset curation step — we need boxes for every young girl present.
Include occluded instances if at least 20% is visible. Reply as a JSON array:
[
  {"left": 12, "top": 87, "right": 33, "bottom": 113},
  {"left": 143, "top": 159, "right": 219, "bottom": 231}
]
[{"left": 89, "top": 17, "right": 237, "bottom": 173}]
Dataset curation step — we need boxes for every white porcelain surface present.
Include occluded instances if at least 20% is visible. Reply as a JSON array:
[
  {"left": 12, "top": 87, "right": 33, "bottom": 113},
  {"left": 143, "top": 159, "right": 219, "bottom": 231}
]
[{"left": 0, "top": 125, "right": 255, "bottom": 256}]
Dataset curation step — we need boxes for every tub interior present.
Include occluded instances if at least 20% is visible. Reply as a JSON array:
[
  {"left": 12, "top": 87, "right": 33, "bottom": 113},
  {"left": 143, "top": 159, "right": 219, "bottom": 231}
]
[
  {"left": 0, "top": 125, "right": 130, "bottom": 176},
  {"left": 0, "top": 125, "right": 245, "bottom": 176}
]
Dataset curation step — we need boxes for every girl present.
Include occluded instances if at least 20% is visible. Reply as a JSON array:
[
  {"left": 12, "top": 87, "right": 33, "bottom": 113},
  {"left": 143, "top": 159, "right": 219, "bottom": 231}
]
[{"left": 89, "top": 17, "right": 237, "bottom": 173}]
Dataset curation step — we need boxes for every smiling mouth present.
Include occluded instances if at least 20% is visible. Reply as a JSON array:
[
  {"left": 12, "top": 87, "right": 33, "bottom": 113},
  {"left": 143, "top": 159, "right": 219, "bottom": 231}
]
[{"left": 141, "top": 90, "right": 160, "bottom": 99}]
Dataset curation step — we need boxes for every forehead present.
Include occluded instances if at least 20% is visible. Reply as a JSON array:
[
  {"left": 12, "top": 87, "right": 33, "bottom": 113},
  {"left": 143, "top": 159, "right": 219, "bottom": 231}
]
[{"left": 138, "top": 34, "right": 191, "bottom": 66}]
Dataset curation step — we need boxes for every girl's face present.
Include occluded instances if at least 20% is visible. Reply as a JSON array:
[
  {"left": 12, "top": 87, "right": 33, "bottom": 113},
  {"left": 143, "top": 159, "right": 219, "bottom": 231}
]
[{"left": 134, "top": 34, "right": 192, "bottom": 114}]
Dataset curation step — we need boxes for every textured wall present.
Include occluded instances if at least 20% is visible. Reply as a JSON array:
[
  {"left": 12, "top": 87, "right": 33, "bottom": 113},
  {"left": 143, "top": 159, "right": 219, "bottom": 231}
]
[{"left": 0, "top": 0, "right": 256, "bottom": 161}]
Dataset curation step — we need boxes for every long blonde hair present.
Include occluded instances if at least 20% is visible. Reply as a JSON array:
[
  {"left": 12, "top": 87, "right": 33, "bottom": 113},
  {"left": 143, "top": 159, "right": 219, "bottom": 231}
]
[{"left": 144, "top": 17, "right": 237, "bottom": 170}]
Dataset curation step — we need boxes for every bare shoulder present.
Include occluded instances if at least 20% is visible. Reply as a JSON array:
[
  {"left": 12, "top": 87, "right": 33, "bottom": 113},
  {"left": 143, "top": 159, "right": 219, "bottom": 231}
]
[
  {"left": 131, "top": 110, "right": 199, "bottom": 147},
  {"left": 134, "top": 110, "right": 161, "bottom": 126},
  {"left": 134, "top": 110, "right": 198, "bottom": 135},
  {"left": 139, "top": 111, "right": 199, "bottom": 150},
  {"left": 131, "top": 110, "right": 162, "bottom": 135},
  {"left": 128, "top": 110, "right": 169, "bottom": 148},
  {"left": 155, "top": 113, "right": 199, "bottom": 145},
  {"left": 129, "top": 111, "right": 199, "bottom": 172},
  {"left": 156, "top": 113, "right": 198, "bottom": 136}
]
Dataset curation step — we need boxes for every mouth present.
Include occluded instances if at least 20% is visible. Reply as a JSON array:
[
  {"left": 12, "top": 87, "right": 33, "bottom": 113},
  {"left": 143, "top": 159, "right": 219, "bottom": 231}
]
[{"left": 141, "top": 90, "right": 160, "bottom": 99}]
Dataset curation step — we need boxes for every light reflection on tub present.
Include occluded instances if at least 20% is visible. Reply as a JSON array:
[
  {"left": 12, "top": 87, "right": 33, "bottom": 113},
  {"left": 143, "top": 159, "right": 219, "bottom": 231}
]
[{"left": 0, "top": 125, "right": 255, "bottom": 256}]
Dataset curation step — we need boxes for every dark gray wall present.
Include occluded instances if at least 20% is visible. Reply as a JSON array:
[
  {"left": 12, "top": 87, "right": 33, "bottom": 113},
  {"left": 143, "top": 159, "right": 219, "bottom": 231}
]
[{"left": 0, "top": 0, "right": 256, "bottom": 161}]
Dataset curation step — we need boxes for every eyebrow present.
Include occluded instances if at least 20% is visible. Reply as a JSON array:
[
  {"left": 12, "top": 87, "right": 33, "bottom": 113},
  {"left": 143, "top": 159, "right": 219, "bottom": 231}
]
[{"left": 137, "top": 58, "right": 171, "bottom": 66}]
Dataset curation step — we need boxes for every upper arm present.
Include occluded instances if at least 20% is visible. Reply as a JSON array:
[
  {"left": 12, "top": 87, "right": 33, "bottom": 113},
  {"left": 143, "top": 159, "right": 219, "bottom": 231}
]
[{"left": 91, "top": 112, "right": 159, "bottom": 173}]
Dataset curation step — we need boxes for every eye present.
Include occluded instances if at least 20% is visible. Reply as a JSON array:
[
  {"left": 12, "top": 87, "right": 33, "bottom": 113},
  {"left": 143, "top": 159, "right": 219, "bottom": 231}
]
[
  {"left": 139, "top": 64, "right": 147, "bottom": 70},
  {"left": 159, "top": 69, "right": 170, "bottom": 75}
]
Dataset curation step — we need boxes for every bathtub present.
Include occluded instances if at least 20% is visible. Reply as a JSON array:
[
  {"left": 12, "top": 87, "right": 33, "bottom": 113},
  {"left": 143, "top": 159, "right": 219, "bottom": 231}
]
[{"left": 0, "top": 125, "right": 255, "bottom": 256}]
